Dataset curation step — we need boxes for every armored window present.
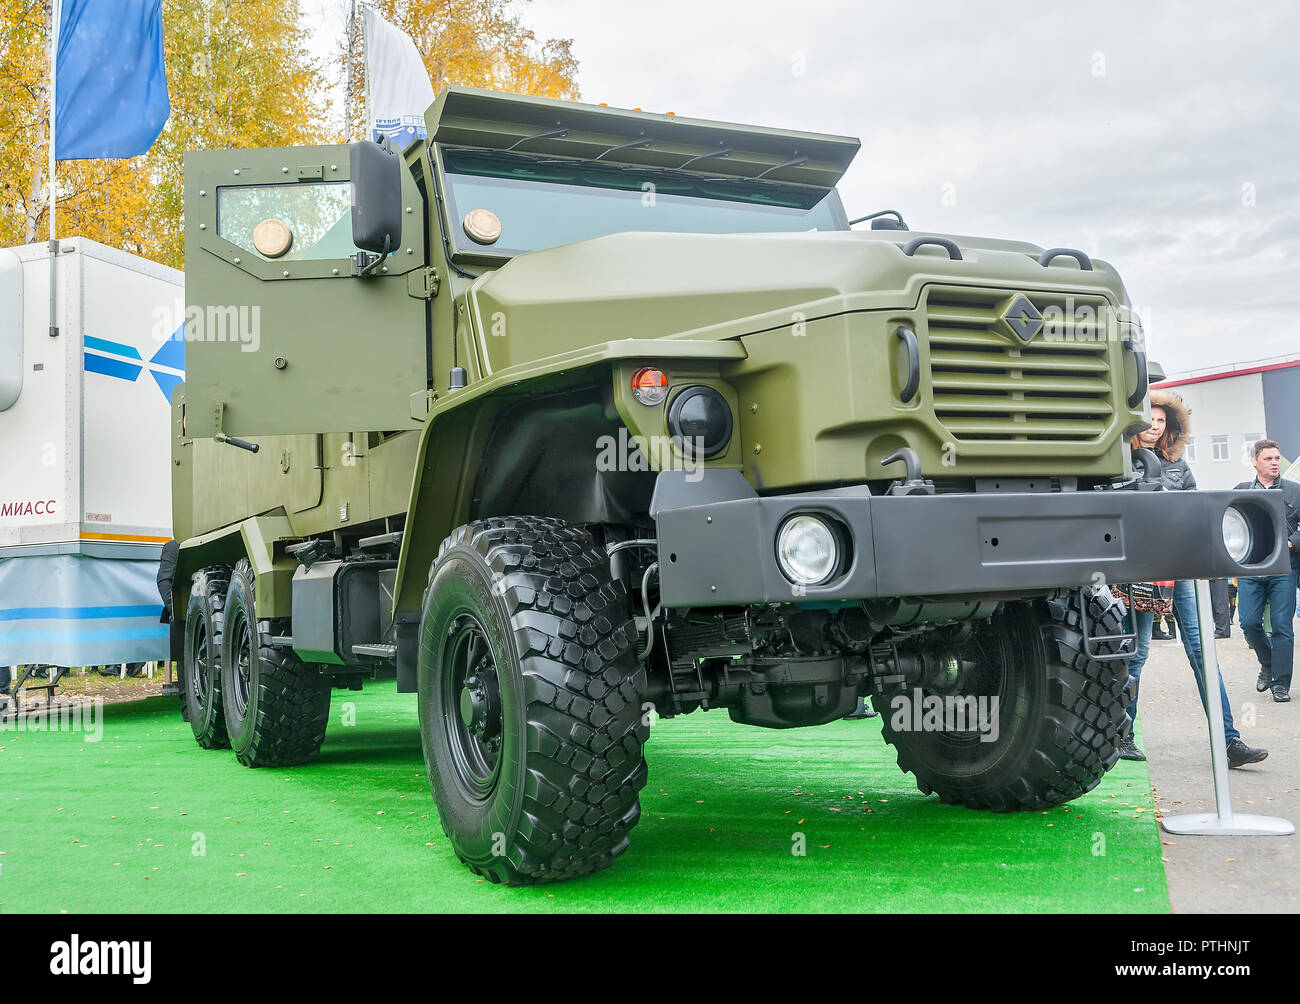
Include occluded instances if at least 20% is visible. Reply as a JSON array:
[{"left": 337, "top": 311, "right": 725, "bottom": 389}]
[{"left": 217, "top": 182, "right": 360, "bottom": 261}]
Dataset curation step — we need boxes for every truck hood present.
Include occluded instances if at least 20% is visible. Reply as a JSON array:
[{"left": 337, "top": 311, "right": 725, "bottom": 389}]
[{"left": 466, "top": 228, "right": 1133, "bottom": 376}]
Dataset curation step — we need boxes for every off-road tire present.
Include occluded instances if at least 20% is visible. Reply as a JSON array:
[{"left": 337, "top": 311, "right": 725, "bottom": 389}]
[
  {"left": 418, "top": 516, "right": 649, "bottom": 885},
  {"left": 182, "top": 567, "right": 231, "bottom": 749},
  {"left": 220, "top": 558, "right": 331, "bottom": 767},
  {"left": 873, "top": 587, "right": 1131, "bottom": 811}
]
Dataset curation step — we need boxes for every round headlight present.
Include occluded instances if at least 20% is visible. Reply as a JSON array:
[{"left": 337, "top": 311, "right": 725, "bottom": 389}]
[
  {"left": 776, "top": 515, "right": 839, "bottom": 586},
  {"left": 1222, "top": 506, "right": 1252, "bottom": 564},
  {"left": 667, "top": 386, "right": 733, "bottom": 458}
]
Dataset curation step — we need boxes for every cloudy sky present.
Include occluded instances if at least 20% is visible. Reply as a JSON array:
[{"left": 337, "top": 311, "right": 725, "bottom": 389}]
[{"left": 307, "top": 0, "right": 1299, "bottom": 375}]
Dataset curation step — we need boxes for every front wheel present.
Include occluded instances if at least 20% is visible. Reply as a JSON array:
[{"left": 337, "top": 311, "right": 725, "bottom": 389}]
[
  {"left": 418, "top": 517, "right": 648, "bottom": 885},
  {"left": 874, "top": 588, "right": 1131, "bottom": 811}
]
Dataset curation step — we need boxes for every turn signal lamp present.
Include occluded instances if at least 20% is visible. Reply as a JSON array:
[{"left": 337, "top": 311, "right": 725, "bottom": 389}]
[{"left": 632, "top": 367, "right": 669, "bottom": 406}]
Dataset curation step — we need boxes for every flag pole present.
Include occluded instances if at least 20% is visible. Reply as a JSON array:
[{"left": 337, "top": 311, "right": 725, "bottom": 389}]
[
  {"left": 345, "top": 0, "right": 356, "bottom": 141},
  {"left": 48, "top": 0, "right": 60, "bottom": 338},
  {"left": 361, "top": 4, "right": 371, "bottom": 143}
]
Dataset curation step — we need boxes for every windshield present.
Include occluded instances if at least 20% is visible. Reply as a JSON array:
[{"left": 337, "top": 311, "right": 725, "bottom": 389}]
[{"left": 440, "top": 147, "right": 848, "bottom": 256}]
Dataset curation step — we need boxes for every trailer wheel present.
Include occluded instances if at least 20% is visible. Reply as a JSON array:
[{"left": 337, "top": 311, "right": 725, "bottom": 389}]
[
  {"left": 418, "top": 517, "right": 648, "bottom": 885},
  {"left": 182, "top": 567, "right": 231, "bottom": 749},
  {"left": 873, "top": 588, "right": 1131, "bottom": 811},
  {"left": 220, "top": 558, "right": 331, "bottom": 767}
]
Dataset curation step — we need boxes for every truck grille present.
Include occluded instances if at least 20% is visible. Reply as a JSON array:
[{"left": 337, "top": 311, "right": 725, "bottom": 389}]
[{"left": 923, "top": 286, "right": 1116, "bottom": 442}]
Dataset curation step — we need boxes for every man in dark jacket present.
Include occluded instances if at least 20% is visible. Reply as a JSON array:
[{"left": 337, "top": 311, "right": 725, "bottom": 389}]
[{"left": 1235, "top": 440, "right": 1300, "bottom": 702}]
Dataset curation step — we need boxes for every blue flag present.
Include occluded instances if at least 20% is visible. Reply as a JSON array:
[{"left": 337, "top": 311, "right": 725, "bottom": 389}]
[{"left": 55, "top": 0, "right": 170, "bottom": 161}]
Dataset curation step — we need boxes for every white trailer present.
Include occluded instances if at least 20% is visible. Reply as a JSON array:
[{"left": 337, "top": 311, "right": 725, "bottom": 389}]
[{"left": 0, "top": 238, "right": 183, "bottom": 667}]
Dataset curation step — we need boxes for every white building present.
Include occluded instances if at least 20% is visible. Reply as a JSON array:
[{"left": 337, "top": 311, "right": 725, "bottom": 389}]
[{"left": 1153, "top": 356, "right": 1300, "bottom": 490}]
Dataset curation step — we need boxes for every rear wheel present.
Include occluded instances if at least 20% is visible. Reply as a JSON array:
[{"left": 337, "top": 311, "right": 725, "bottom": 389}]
[
  {"left": 220, "top": 558, "right": 332, "bottom": 767},
  {"left": 873, "top": 587, "right": 1131, "bottom": 811},
  {"left": 418, "top": 516, "right": 648, "bottom": 885},
  {"left": 182, "top": 567, "right": 231, "bottom": 749}
]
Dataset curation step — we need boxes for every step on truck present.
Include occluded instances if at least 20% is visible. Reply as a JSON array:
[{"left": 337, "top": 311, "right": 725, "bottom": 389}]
[{"left": 173, "top": 87, "right": 1291, "bottom": 884}]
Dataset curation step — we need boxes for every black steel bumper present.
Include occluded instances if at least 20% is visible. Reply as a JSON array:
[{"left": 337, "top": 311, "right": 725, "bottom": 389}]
[{"left": 649, "top": 470, "right": 1290, "bottom": 608}]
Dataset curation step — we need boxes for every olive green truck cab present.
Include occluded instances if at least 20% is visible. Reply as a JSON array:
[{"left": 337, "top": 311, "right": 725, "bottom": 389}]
[{"left": 173, "top": 87, "right": 1290, "bottom": 884}]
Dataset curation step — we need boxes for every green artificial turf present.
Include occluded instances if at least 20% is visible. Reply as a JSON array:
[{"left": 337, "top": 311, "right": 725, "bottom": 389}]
[{"left": 0, "top": 683, "right": 1168, "bottom": 913}]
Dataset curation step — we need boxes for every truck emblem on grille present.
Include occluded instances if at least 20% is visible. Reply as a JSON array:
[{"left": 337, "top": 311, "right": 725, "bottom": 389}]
[{"left": 1003, "top": 295, "right": 1044, "bottom": 342}]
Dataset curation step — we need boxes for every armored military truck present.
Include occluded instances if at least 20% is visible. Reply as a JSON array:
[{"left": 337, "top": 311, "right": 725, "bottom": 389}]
[{"left": 173, "top": 87, "right": 1290, "bottom": 884}]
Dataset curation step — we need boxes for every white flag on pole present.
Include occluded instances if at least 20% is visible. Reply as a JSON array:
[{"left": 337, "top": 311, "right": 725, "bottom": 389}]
[{"left": 362, "top": 5, "right": 435, "bottom": 148}]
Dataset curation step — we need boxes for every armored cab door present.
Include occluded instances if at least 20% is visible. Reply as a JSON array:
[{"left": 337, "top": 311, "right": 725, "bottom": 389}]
[{"left": 182, "top": 145, "right": 429, "bottom": 438}]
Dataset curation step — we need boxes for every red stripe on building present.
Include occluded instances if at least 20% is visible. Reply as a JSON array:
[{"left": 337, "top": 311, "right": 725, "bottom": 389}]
[{"left": 1154, "top": 359, "right": 1300, "bottom": 389}]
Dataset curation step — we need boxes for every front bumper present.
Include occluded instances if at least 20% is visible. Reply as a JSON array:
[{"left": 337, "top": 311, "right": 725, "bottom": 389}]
[{"left": 650, "top": 470, "right": 1290, "bottom": 607}]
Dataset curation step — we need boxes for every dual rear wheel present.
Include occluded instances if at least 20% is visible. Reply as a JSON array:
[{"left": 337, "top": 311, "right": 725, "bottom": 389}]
[{"left": 181, "top": 559, "right": 331, "bottom": 766}]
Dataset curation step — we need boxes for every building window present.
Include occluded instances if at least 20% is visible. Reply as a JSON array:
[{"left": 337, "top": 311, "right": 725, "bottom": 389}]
[
  {"left": 1244, "top": 433, "right": 1263, "bottom": 464},
  {"left": 1211, "top": 435, "right": 1230, "bottom": 462},
  {"left": 1184, "top": 437, "right": 1197, "bottom": 463}
]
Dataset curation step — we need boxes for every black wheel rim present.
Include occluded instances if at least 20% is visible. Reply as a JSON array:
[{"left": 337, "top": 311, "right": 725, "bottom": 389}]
[
  {"left": 188, "top": 619, "right": 211, "bottom": 701},
  {"left": 229, "top": 606, "right": 252, "bottom": 719},
  {"left": 895, "top": 617, "right": 1023, "bottom": 763},
  {"left": 929, "top": 629, "right": 1013, "bottom": 755},
  {"left": 440, "top": 612, "right": 504, "bottom": 801}
]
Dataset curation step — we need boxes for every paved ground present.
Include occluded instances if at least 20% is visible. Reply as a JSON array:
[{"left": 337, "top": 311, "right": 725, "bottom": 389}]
[{"left": 1139, "top": 619, "right": 1300, "bottom": 912}]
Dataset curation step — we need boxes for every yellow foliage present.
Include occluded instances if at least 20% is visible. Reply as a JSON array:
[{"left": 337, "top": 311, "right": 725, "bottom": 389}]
[
  {"left": 0, "top": 0, "right": 329, "bottom": 268},
  {"left": 0, "top": 0, "right": 580, "bottom": 269}
]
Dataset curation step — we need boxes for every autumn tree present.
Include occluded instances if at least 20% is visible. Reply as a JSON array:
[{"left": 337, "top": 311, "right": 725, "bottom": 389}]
[
  {"left": 143, "top": 0, "right": 330, "bottom": 265},
  {"left": 0, "top": 0, "right": 330, "bottom": 267},
  {"left": 341, "top": 0, "right": 580, "bottom": 141},
  {"left": 0, "top": 0, "right": 581, "bottom": 267}
]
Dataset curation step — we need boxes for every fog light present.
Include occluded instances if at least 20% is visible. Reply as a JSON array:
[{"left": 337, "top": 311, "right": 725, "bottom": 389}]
[
  {"left": 776, "top": 515, "right": 839, "bottom": 586},
  {"left": 1223, "top": 506, "right": 1253, "bottom": 564}
]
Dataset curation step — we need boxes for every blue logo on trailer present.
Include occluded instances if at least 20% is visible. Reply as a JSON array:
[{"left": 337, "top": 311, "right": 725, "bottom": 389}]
[{"left": 82, "top": 325, "right": 185, "bottom": 401}]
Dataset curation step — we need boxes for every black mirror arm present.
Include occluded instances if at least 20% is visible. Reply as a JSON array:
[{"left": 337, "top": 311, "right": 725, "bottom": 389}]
[{"left": 355, "top": 234, "right": 392, "bottom": 279}]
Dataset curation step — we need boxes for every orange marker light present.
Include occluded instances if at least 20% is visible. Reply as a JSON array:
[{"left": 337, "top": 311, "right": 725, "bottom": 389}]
[{"left": 631, "top": 367, "right": 669, "bottom": 406}]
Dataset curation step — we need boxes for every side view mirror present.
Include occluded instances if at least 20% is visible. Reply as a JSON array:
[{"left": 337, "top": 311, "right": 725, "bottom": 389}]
[
  {"left": 1147, "top": 360, "right": 1166, "bottom": 384},
  {"left": 350, "top": 140, "right": 403, "bottom": 254}
]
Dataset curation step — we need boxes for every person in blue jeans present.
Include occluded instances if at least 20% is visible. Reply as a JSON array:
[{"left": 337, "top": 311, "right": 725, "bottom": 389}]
[
  {"left": 1119, "top": 391, "right": 1267, "bottom": 767},
  {"left": 1119, "top": 586, "right": 1168, "bottom": 747},
  {"left": 1121, "top": 582, "right": 1250, "bottom": 758},
  {"left": 1234, "top": 440, "right": 1300, "bottom": 701}
]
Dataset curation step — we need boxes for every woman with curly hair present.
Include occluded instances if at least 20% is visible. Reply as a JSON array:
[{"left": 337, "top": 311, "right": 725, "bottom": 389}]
[{"left": 1117, "top": 390, "right": 1266, "bottom": 768}]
